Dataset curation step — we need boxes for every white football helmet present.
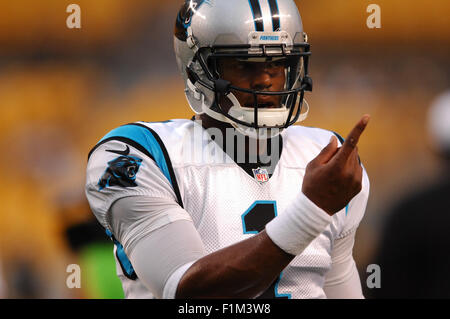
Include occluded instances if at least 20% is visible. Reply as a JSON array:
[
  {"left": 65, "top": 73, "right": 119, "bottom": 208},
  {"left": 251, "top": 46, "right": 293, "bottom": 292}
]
[{"left": 174, "top": 0, "right": 312, "bottom": 138}]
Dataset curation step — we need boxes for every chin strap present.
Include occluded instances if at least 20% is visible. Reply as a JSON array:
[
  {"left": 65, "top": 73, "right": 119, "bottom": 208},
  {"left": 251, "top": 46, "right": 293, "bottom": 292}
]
[
  {"left": 201, "top": 96, "right": 310, "bottom": 140},
  {"left": 297, "top": 98, "right": 310, "bottom": 122}
]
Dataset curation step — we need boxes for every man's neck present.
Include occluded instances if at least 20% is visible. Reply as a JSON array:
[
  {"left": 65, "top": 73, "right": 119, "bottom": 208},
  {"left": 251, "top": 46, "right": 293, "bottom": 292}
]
[
  {"left": 193, "top": 114, "right": 283, "bottom": 176},
  {"left": 195, "top": 114, "right": 274, "bottom": 154}
]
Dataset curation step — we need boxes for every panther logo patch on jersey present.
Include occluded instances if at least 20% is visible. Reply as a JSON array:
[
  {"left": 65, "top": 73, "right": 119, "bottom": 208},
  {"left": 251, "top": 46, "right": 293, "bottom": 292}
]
[{"left": 98, "top": 155, "right": 143, "bottom": 191}]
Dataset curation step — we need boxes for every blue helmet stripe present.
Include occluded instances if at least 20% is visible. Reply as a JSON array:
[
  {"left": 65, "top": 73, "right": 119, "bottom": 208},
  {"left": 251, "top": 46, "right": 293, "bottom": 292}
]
[
  {"left": 268, "top": 0, "right": 280, "bottom": 31},
  {"left": 248, "top": 0, "right": 264, "bottom": 31}
]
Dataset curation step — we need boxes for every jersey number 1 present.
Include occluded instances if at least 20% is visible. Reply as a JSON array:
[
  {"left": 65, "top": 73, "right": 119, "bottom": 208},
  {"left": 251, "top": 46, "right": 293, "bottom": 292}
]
[{"left": 241, "top": 201, "right": 291, "bottom": 299}]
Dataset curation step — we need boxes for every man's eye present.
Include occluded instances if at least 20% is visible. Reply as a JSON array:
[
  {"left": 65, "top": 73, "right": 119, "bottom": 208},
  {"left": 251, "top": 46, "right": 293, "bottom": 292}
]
[
  {"left": 267, "top": 61, "right": 284, "bottom": 68},
  {"left": 235, "top": 62, "right": 248, "bottom": 70}
]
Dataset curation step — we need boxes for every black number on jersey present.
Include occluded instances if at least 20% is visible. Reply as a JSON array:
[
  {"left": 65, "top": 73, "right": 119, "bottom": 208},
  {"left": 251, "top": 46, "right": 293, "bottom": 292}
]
[{"left": 241, "top": 201, "right": 291, "bottom": 299}]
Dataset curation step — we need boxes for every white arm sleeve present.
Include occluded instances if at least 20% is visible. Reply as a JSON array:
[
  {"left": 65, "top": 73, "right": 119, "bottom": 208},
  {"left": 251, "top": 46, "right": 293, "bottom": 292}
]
[
  {"left": 323, "top": 230, "right": 364, "bottom": 299},
  {"left": 110, "top": 196, "right": 206, "bottom": 299}
]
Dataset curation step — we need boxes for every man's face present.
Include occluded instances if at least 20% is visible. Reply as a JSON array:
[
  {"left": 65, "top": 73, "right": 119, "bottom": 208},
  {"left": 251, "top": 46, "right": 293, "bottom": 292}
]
[{"left": 216, "top": 58, "right": 287, "bottom": 112}]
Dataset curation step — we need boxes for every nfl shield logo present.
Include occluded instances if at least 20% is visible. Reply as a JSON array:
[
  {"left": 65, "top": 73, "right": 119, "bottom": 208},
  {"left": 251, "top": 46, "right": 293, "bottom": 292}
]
[{"left": 252, "top": 168, "right": 269, "bottom": 183}]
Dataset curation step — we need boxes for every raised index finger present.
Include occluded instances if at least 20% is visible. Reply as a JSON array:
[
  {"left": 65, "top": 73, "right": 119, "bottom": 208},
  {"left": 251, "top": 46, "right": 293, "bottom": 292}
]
[{"left": 335, "top": 114, "right": 370, "bottom": 162}]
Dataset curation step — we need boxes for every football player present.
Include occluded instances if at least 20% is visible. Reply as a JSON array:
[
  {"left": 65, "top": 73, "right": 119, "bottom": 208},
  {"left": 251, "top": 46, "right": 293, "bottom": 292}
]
[{"left": 86, "top": 0, "right": 370, "bottom": 299}]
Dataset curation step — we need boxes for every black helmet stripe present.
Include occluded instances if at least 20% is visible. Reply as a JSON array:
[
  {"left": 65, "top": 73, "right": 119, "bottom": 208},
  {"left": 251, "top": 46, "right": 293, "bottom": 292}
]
[
  {"left": 268, "top": 0, "right": 280, "bottom": 31},
  {"left": 248, "top": 0, "right": 264, "bottom": 31}
]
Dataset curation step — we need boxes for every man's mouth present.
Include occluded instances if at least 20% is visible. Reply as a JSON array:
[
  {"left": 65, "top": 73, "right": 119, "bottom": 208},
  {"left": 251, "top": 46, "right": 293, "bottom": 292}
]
[{"left": 244, "top": 101, "right": 277, "bottom": 108}]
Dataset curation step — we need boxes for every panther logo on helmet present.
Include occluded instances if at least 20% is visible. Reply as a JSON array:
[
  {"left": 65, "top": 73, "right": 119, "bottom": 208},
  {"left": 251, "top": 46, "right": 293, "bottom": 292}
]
[{"left": 175, "top": 0, "right": 208, "bottom": 41}]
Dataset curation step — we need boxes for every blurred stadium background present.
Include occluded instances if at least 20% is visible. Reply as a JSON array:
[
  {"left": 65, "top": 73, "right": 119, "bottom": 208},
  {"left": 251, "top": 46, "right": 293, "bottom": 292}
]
[{"left": 0, "top": 0, "right": 449, "bottom": 298}]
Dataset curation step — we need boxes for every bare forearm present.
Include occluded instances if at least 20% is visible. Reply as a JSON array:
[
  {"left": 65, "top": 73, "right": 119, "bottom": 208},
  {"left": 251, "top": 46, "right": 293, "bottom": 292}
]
[{"left": 175, "top": 230, "right": 294, "bottom": 299}]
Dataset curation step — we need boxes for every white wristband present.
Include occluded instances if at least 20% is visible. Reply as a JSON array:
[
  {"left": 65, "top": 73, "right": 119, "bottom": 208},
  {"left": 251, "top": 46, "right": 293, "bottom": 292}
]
[{"left": 265, "top": 192, "right": 332, "bottom": 256}]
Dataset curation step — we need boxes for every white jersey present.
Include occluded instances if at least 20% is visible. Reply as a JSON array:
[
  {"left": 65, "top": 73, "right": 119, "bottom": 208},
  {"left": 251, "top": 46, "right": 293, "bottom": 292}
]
[{"left": 85, "top": 119, "right": 369, "bottom": 299}]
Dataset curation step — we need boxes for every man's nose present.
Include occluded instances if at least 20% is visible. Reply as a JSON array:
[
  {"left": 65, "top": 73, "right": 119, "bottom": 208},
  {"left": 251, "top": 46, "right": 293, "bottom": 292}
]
[{"left": 250, "top": 68, "right": 272, "bottom": 91}]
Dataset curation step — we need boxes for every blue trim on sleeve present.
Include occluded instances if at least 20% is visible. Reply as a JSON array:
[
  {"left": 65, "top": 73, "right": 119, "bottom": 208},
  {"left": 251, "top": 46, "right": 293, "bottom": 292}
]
[
  {"left": 332, "top": 131, "right": 345, "bottom": 145},
  {"left": 106, "top": 229, "right": 136, "bottom": 279}
]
